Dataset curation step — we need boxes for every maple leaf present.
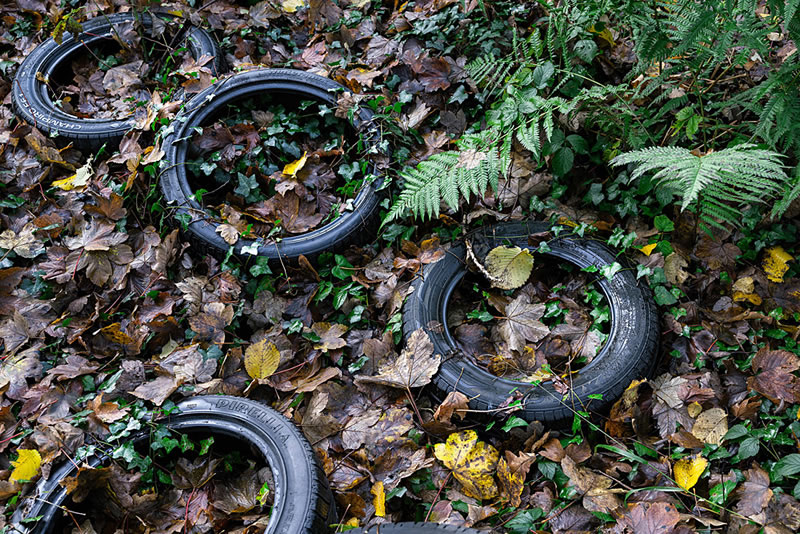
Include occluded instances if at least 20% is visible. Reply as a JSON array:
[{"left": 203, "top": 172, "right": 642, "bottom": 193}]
[
  {"left": 130, "top": 375, "right": 180, "bottom": 406},
  {"left": 64, "top": 221, "right": 133, "bottom": 286},
  {"left": 748, "top": 348, "right": 800, "bottom": 404},
  {"left": 736, "top": 463, "right": 773, "bottom": 517},
  {"left": 0, "top": 223, "right": 45, "bottom": 258},
  {"left": 498, "top": 295, "right": 549, "bottom": 353},
  {"left": 434, "top": 430, "right": 499, "bottom": 500},
  {"left": 497, "top": 450, "right": 536, "bottom": 507},
  {"left": 188, "top": 302, "right": 234, "bottom": 344},
  {"left": 618, "top": 502, "right": 681, "bottom": 534},
  {"left": 355, "top": 328, "right": 441, "bottom": 389}
]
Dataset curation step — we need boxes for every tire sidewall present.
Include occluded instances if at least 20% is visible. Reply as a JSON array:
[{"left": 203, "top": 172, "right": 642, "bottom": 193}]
[
  {"left": 9, "top": 395, "right": 329, "bottom": 534},
  {"left": 158, "top": 68, "right": 385, "bottom": 261},
  {"left": 403, "top": 220, "right": 659, "bottom": 422}
]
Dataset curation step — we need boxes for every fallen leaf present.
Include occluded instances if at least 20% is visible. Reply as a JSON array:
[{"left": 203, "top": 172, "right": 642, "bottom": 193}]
[
  {"left": 498, "top": 295, "right": 549, "bottom": 353},
  {"left": 639, "top": 243, "right": 657, "bottom": 256},
  {"left": 497, "top": 451, "right": 536, "bottom": 507},
  {"left": 736, "top": 463, "right": 772, "bottom": 517},
  {"left": 311, "top": 322, "right": 348, "bottom": 352},
  {"left": 10, "top": 449, "right": 41, "bottom": 482},
  {"left": 0, "top": 223, "right": 45, "bottom": 259},
  {"left": 481, "top": 245, "right": 535, "bottom": 290},
  {"left": 618, "top": 502, "right": 680, "bottom": 534},
  {"left": 216, "top": 223, "right": 240, "bottom": 245},
  {"left": 434, "top": 430, "right": 499, "bottom": 500},
  {"left": 244, "top": 339, "right": 281, "bottom": 379},
  {"left": 371, "top": 481, "right": 386, "bottom": 517},
  {"left": 691, "top": 407, "right": 728, "bottom": 446},
  {"left": 748, "top": 348, "right": 800, "bottom": 404},
  {"left": 281, "top": 0, "right": 305, "bottom": 12},
  {"left": 764, "top": 246, "right": 793, "bottom": 283},
  {"left": 355, "top": 328, "right": 440, "bottom": 389},
  {"left": 51, "top": 161, "right": 92, "bottom": 191},
  {"left": 674, "top": 455, "right": 707, "bottom": 491},
  {"left": 283, "top": 151, "right": 308, "bottom": 177}
]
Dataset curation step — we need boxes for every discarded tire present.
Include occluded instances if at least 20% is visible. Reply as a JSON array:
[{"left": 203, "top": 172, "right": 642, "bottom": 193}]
[
  {"left": 12, "top": 12, "right": 223, "bottom": 149},
  {"left": 10, "top": 395, "right": 335, "bottom": 534},
  {"left": 159, "top": 68, "right": 385, "bottom": 261},
  {"left": 365, "top": 523, "right": 483, "bottom": 533},
  {"left": 403, "top": 220, "right": 659, "bottom": 423}
]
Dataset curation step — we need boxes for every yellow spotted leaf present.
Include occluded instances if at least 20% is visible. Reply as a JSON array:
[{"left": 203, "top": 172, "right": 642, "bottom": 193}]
[
  {"left": 100, "top": 323, "right": 135, "bottom": 345},
  {"left": 481, "top": 245, "right": 535, "bottom": 290},
  {"left": 674, "top": 455, "right": 707, "bottom": 491},
  {"left": 763, "top": 246, "right": 793, "bottom": 283},
  {"left": 638, "top": 243, "right": 658, "bottom": 256},
  {"left": 691, "top": 408, "right": 728, "bottom": 446},
  {"left": 371, "top": 481, "right": 386, "bottom": 517},
  {"left": 11, "top": 449, "right": 41, "bottom": 482},
  {"left": 434, "top": 430, "right": 499, "bottom": 500},
  {"left": 244, "top": 339, "right": 281, "bottom": 380},
  {"left": 281, "top": 0, "right": 305, "bottom": 12}
]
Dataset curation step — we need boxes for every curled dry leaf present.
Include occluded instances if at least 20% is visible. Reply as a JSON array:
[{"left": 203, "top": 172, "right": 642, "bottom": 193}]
[{"left": 354, "top": 328, "right": 440, "bottom": 389}]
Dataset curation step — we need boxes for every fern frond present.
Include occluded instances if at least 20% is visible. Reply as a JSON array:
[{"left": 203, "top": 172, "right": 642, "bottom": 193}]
[{"left": 612, "top": 144, "right": 790, "bottom": 228}]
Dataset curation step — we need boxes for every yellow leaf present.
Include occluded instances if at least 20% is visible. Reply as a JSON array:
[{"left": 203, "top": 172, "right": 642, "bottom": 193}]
[
  {"left": 244, "top": 339, "right": 281, "bottom": 380},
  {"left": 674, "top": 455, "right": 707, "bottom": 491},
  {"left": 282, "top": 151, "right": 308, "bottom": 177},
  {"left": 371, "top": 481, "right": 386, "bottom": 517},
  {"left": 281, "top": 0, "right": 305, "bottom": 12},
  {"left": 434, "top": 430, "right": 499, "bottom": 500},
  {"left": 588, "top": 25, "right": 616, "bottom": 47},
  {"left": 100, "top": 322, "right": 135, "bottom": 345},
  {"left": 481, "top": 245, "right": 535, "bottom": 290},
  {"left": 52, "top": 161, "right": 92, "bottom": 191},
  {"left": 10, "top": 449, "right": 41, "bottom": 482},
  {"left": 691, "top": 408, "right": 728, "bottom": 446},
  {"left": 763, "top": 246, "right": 793, "bottom": 283},
  {"left": 687, "top": 401, "right": 702, "bottom": 418},
  {"left": 638, "top": 243, "right": 658, "bottom": 256},
  {"left": 344, "top": 518, "right": 360, "bottom": 528}
]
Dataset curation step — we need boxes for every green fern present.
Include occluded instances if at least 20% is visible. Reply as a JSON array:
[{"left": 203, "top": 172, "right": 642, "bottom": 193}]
[{"left": 611, "top": 144, "right": 790, "bottom": 229}]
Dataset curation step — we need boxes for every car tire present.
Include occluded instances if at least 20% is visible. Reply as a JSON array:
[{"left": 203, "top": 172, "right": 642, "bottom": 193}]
[
  {"left": 158, "top": 68, "right": 385, "bottom": 262},
  {"left": 365, "top": 523, "right": 483, "bottom": 533},
  {"left": 10, "top": 395, "right": 335, "bottom": 534},
  {"left": 12, "top": 12, "right": 223, "bottom": 150},
  {"left": 403, "top": 220, "right": 659, "bottom": 423}
]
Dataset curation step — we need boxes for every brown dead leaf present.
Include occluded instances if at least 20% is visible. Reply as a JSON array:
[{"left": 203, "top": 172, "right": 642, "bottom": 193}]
[
  {"left": 748, "top": 348, "right": 800, "bottom": 404},
  {"left": 355, "top": 328, "right": 440, "bottom": 389},
  {"left": 498, "top": 295, "right": 549, "bottom": 353}
]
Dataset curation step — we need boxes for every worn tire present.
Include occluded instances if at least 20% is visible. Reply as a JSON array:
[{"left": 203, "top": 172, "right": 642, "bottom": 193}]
[
  {"left": 365, "top": 524, "right": 483, "bottom": 533},
  {"left": 10, "top": 395, "right": 335, "bottom": 534},
  {"left": 403, "top": 221, "right": 659, "bottom": 423},
  {"left": 12, "top": 12, "right": 223, "bottom": 150},
  {"left": 158, "top": 68, "right": 385, "bottom": 262}
]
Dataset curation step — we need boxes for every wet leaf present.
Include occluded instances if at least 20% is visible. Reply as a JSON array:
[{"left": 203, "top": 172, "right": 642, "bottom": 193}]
[
  {"left": 10, "top": 449, "right": 41, "bottom": 482},
  {"left": 763, "top": 246, "right": 793, "bottom": 283},
  {"left": 434, "top": 430, "right": 499, "bottom": 500},
  {"left": 355, "top": 328, "right": 440, "bottom": 389},
  {"left": 311, "top": 322, "right": 348, "bottom": 352},
  {"left": 283, "top": 151, "right": 308, "bottom": 177},
  {"left": 748, "top": 348, "right": 800, "bottom": 404},
  {"left": 244, "top": 339, "right": 281, "bottom": 380},
  {"left": 482, "top": 245, "right": 535, "bottom": 290},
  {"left": 618, "top": 502, "right": 680, "bottom": 534},
  {"left": 674, "top": 455, "right": 707, "bottom": 491},
  {"left": 371, "top": 480, "right": 386, "bottom": 517},
  {"left": 497, "top": 451, "right": 536, "bottom": 507},
  {"left": 736, "top": 463, "right": 772, "bottom": 516},
  {"left": 0, "top": 223, "right": 45, "bottom": 258},
  {"left": 51, "top": 161, "right": 92, "bottom": 191}
]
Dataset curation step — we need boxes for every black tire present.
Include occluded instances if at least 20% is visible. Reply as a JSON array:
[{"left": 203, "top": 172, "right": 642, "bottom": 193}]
[
  {"left": 403, "top": 220, "right": 659, "bottom": 423},
  {"left": 11, "top": 12, "right": 223, "bottom": 150},
  {"left": 365, "top": 523, "right": 483, "bottom": 533},
  {"left": 158, "top": 68, "right": 385, "bottom": 261},
  {"left": 10, "top": 395, "right": 335, "bottom": 534}
]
